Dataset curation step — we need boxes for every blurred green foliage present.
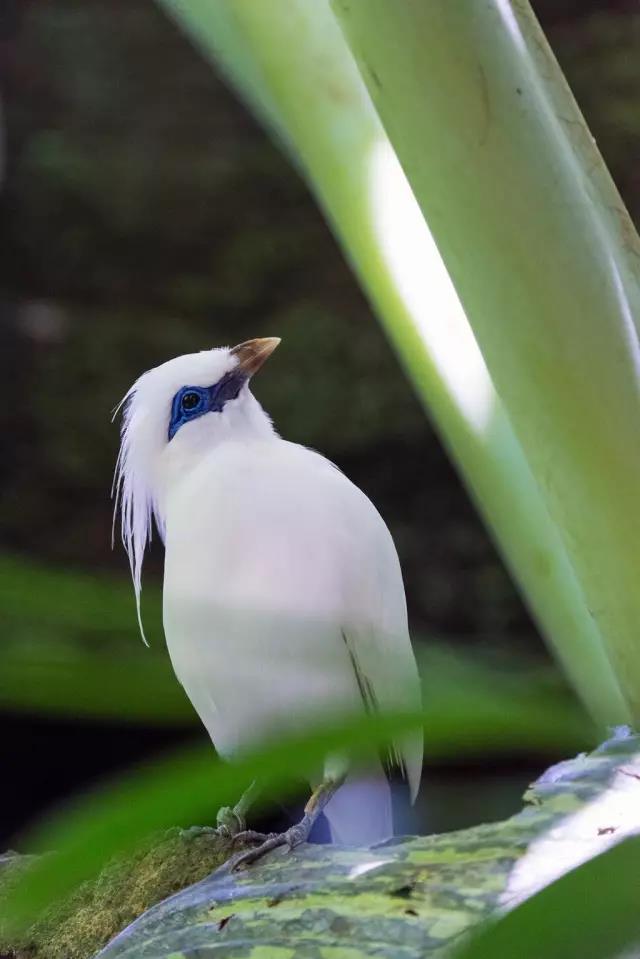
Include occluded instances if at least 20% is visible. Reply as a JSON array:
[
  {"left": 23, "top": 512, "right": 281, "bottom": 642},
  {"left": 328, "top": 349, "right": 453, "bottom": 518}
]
[{"left": 0, "top": 554, "right": 591, "bottom": 754}]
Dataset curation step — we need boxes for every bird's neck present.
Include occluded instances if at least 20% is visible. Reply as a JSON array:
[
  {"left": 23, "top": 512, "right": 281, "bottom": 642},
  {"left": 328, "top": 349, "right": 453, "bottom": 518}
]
[{"left": 154, "top": 415, "right": 278, "bottom": 534}]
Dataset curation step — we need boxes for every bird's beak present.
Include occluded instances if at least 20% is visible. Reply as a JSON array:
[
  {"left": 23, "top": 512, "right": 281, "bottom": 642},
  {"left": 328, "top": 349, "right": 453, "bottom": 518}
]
[{"left": 230, "top": 337, "right": 281, "bottom": 378}]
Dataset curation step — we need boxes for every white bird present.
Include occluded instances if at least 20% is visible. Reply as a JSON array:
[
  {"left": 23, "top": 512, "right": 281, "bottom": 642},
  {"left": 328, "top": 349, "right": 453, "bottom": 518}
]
[{"left": 114, "top": 338, "right": 422, "bottom": 864}]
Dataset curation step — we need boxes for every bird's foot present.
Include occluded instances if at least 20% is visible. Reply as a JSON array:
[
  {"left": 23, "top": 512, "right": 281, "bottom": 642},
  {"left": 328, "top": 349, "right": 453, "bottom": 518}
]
[
  {"left": 176, "top": 808, "right": 247, "bottom": 843},
  {"left": 230, "top": 828, "right": 276, "bottom": 846},
  {"left": 225, "top": 813, "right": 313, "bottom": 871},
  {"left": 215, "top": 805, "right": 246, "bottom": 839}
]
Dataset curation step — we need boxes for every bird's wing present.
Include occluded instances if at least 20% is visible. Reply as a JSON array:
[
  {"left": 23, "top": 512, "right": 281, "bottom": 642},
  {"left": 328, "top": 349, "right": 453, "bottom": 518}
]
[
  {"left": 334, "top": 476, "right": 423, "bottom": 803},
  {"left": 340, "top": 625, "right": 423, "bottom": 803}
]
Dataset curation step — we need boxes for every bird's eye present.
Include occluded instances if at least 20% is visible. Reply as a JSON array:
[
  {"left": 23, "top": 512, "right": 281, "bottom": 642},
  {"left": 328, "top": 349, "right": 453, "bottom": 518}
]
[{"left": 181, "top": 391, "right": 201, "bottom": 412}]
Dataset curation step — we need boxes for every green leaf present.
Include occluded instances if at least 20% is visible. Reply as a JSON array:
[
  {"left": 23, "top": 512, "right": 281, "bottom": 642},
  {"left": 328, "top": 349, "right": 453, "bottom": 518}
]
[
  {"left": 0, "top": 553, "right": 190, "bottom": 723},
  {"left": 456, "top": 837, "right": 640, "bottom": 959},
  {"left": 331, "top": 0, "right": 640, "bottom": 719},
  {"left": 0, "top": 636, "right": 192, "bottom": 723},
  {"left": 0, "top": 553, "right": 161, "bottom": 637}
]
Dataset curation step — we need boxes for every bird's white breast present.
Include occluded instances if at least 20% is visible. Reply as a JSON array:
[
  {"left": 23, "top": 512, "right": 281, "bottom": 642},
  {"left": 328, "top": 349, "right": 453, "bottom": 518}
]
[{"left": 162, "top": 438, "right": 412, "bottom": 760}]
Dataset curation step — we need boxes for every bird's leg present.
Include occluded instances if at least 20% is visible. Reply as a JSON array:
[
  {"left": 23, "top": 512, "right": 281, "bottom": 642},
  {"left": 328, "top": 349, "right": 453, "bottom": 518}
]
[
  {"left": 216, "top": 780, "right": 260, "bottom": 838},
  {"left": 227, "top": 775, "right": 345, "bottom": 871}
]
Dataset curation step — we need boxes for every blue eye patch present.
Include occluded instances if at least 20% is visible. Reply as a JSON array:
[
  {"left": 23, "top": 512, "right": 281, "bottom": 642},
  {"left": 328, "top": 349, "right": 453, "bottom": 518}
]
[{"left": 168, "top": 371, "right": 246, "bottom": 440}]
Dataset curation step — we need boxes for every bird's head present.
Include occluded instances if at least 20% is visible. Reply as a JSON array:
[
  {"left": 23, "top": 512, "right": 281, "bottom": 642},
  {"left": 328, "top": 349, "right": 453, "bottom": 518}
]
[{"left": 113, "top": 337, "right": 280, "bottom": 636}]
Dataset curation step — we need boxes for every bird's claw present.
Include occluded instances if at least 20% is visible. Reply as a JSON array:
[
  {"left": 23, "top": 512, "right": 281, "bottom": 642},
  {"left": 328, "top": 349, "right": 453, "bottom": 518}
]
[
  {"left": 230, "top": 828, "right": 277, "bottom": 847},
  {"left": 225, "top": 814, "right": 313, "bottom": 871},
  {"left": 215, "top": 806, "right": 246, "bottom": 838}
]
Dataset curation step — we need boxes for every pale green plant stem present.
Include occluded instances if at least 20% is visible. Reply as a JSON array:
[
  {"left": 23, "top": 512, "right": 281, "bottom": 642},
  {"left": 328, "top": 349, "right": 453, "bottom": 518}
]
[
  {"left": 331, "top": 0, "right": 640, "bottom": 718},
  {"left": 156, "top": 0, "right": 627, "bottom": 724}
]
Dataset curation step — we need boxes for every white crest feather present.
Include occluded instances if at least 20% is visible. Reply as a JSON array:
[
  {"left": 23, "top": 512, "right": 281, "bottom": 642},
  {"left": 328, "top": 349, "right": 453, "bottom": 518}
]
[{"left": 112, "top": 375, "right": 163, "bottom": 646}]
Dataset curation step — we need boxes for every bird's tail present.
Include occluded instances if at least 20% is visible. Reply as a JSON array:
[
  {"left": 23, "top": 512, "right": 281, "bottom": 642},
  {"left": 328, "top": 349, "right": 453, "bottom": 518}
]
[{"left": 323, "top": 773, "right": 393, "bottom": 846}]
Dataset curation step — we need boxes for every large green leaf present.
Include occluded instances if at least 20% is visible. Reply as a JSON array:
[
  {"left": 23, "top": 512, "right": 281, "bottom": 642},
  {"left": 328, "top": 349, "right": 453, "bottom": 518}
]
[
  {"left": 0, "top": 553, "right": 188, "bottom": 722},
  {"left": 456, "top": 837, "right": 640, "bottom": 959},
  {"left": 22, "top": 729, "right": 634, "bottom": 959},
  {"left": 0, "top": 554, "right": 156, "bottom": 634},
  {"left": 331, "top": 0, "right": 640, "bottom": 719},
  {"left": 94, "top": 836, "right": 640, "bottom": 959}
]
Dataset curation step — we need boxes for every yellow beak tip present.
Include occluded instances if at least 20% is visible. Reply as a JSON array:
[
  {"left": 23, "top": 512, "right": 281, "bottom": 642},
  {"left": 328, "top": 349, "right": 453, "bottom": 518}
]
[{"left": 230, "top": 336, "right": 281, "bottom": 376}]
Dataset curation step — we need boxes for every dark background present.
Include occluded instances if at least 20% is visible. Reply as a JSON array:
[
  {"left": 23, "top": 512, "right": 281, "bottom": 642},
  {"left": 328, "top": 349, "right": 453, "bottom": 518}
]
[{"left": 1, "top": 0, "right": 639, "bottom": 848}]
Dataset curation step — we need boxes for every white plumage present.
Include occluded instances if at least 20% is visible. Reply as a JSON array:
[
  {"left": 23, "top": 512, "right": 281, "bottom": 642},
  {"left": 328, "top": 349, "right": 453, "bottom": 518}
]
[{"left": 115, "top": 339, "right": 422, "bottom": 851}]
